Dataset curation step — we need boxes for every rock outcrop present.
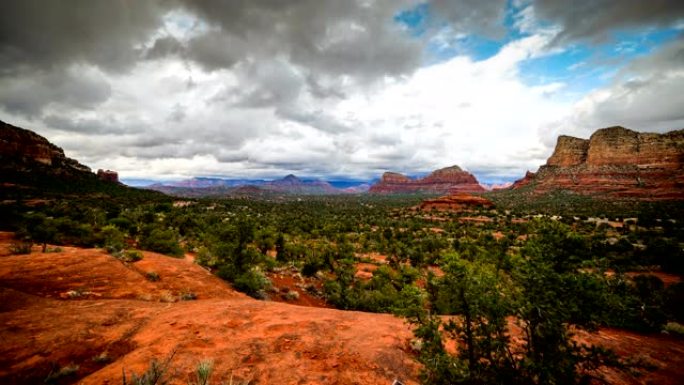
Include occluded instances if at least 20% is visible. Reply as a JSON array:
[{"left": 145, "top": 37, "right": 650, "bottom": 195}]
[
  {"left": 97, "top": 169, "right": 119, "bottom": 183},
  {"left": 0, "top": 120, "right": 150, "bottom": 198},
  {"left": 370, "top": 165, "right": 484, "bottom": 194},
  {"left": 511, "top": 126, "right": 684, "bottom": 200},
  {"left": 420, "top": 193, "right": 494, "bottom": 211},
  {"left": 0, "top": 120, "right": 92, "bottom": 177}
]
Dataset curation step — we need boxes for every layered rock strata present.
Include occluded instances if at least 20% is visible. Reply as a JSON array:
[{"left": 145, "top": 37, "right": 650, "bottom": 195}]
[
  {"left": 511, "top": 126, "right": 684, "bottom": 200},
  {"left": 370, "top": 166, "right": 484, "bottom": 194}
]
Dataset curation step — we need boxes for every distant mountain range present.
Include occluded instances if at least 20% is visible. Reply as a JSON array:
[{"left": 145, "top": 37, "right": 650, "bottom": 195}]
[{"left": 146, "top": 174, "right": 372, "bottom": 197}]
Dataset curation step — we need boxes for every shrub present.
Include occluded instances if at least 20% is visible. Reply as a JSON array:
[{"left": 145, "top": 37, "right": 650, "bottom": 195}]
[
  {"left": 44, "top": 363, "right": 79, "bottom": 383},
  {"left": 663, "top": 322, "right": 684, "bottom": 337},
  {"left": 284, "top": 290, "right": 300, "bottom": 301},
  {"left": 102, "top": 225, "right": 126, "bottom": 254},
  {"left": 93, "top": 351, "right": 111, "bottom": 363},
  {"left": 179, "top": 290, "right": 197, "bottom": 301},
  {"left": 145, "top": 271, "right": 160, "bottom": 282},
  {"left": 9, "top": 241, "right": 32, "bottom": 255},
  {"left": 139, "top": 228, "right": 183, "bottom": 257},
  {"left": 233, "top": 268, "right": 270, "bottom": 298},
  {"left": 123, "top": 250, "right": 144, "bottom": 262}
]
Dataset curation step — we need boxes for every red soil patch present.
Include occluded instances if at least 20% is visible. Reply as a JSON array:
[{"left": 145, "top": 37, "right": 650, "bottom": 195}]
[
  {"left": 0, "top": 233, "right": 418, "bottom": 384},
  {"left": 492, "top": 231, "right": 505, "bottom": 240},
  {"left": 355, "top": 263, "right": 379, "bottom": 280},
  {"left": 267, "top": 272, "right": 330, "bottom": 308},
  {"left": 624, "top": 271, "right": 681, "bottom": 286},
  {"left": 356, "top": 252, "right": 389, "bottom": 264},
  {"left": 459, "top": 216, "right": 494, "bottom": 223}
]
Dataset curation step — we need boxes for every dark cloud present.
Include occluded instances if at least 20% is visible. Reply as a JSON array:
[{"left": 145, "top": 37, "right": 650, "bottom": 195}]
[
  {"left": 186, "top": 31, "right": 247, "bottom": 71},
  {"left": 0, "top": 67, "right": 111, "bottom": 117},
  {"left": 145, "top": 36, "right": 184, "bottom": 60},
  {"left": 0, "top": 0, "right": 164, "bottom": 74},
  {"left": 178, "top": 0, "right": 423, "bottom": 80},
  {"left": 534, "top": 0, "right": 684, "bottom": 44},
  {"left": 43, "top": 115, "right": 132, "bottom": 135}
]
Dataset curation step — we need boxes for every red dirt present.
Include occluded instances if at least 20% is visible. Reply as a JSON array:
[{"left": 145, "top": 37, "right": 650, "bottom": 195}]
[
  {"left": 0, "top": 233, "right": 417, "bottom": 385},
  {"left": 267, "top": 273, "right": 330, "bottom": 308},
  {"left": 1, "top": 232, "right": 683, "bottom": 385}
]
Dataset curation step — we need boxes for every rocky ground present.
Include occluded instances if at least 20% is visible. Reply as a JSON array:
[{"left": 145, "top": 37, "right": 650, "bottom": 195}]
[
  {"left": 0, "top": 232, "right": 417, "bottom": 385},
  {"left": 1, "top": 232, "right": 683, "bottom": 385}
]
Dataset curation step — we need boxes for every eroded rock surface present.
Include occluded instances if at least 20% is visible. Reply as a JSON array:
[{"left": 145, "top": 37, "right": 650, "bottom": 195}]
[
  {"left": 370, "top": 166, "right": 484, "bottom": 194},
  {"left": 512, "top": 126, "right": 684, "bottom": 199}
]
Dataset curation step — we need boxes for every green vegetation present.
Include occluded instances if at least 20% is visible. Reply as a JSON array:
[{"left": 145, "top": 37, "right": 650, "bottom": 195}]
[
  {"left": 2, "top": 191, "right": 682, "bottom": 384},
  {"left": 44, "top": 363, "right": 79, "bottom": 384}
]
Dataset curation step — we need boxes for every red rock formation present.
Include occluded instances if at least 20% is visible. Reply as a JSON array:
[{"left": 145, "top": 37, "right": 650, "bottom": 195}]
[
  {"left": 0, "top": 120, "right": 91, "bottom": 176},
  {"left": 97, "top": 169, "right": 119, "bottom": 183},
  {"left": 511, "top": 126, "right": 684, "bottom": 200},
  {"left": 420, "top": 193, "right": 494, "bottom": 211},
  {"left": 370, "top": 165, "right": 484, "bottom": 194}
]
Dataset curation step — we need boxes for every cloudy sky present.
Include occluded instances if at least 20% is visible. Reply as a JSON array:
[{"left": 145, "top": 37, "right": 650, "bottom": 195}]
[{"left": 1, "top": 1, "right": 683, "bottom": 185}]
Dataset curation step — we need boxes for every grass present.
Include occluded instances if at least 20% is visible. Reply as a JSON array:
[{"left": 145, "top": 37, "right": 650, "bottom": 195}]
[
  {"left": 179, "top": 290, "right": 198, "bottom": 301},
  {"left": 122, "top": 351, "right": 175, "bottom": 385},
  {"left": 190, "top": 360, "right": 213, "bottom": 385},
  {"left": 93, "top": 351, "right": 111, "bottom": 364},
  {"left": 44, "top": 363, "right": 79, "bottom": 383}
]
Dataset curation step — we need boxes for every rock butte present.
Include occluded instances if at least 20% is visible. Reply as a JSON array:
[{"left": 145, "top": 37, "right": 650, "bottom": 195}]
[
  {"left": 420, "top": 193, "right": 494, "bottom": 211},
  {"left": 370, "top": 166, "right": 485, "bottom": 194},
  {"left": 511, "top": 126, "right": 684, "bottom": 200}
]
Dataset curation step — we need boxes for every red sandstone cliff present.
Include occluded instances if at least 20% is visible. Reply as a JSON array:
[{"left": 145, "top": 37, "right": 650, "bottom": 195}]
[
  {"left": 511, "top": 126, "right": 684, "bottom": 200},
  {"left": 370, "top": 165, "right": 484, "bottom": 194},
  {"left": 0, "top": 120, "right": 92, "bottom": 176}
]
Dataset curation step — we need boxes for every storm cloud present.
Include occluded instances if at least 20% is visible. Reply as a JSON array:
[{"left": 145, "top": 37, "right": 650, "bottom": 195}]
[{"left": 0, "top": 1, "right": 683, "bottom": 183}]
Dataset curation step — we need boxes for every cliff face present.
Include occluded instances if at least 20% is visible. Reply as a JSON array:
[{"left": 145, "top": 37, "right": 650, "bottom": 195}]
[
  {"left": 370, "top": 165, "right": 484, "bottom": 194},
  {"left": 511, "top": 126, "right": 684, "bottom": 200},
  {"left": 0, "top": 120, "right": 92, "bottom": 177}
]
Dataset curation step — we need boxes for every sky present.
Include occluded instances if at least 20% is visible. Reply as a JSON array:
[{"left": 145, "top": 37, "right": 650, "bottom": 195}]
[{"left": 1, "top": 0, "right": 683, "bottom": 185}]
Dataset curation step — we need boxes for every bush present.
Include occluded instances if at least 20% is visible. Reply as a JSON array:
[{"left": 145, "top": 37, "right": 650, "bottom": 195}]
[
  {"left": 139, "top": 228, "right": 183, "bottom": 257},
  {"left": 663, "top": 322, "right": 684, "bottom": 337},
  {"left": 101, "top": 225, "right": 125, "bottom": 254},
  {"left": 233, "top": 268, "right": 270, "bottom": 298},
  {"left": 179, "top": 290, "right": 197, "bottom": 301},
  {"left": 9, "top": 241, "right": 32, "bottom": 255},
  {"left": 121, "top": 250, "right": 143, "bottom": 263},
  {"left": 145, "top": 271, "right": 160, "bottom": 282},
  {"left": 44, "top": 363, "right": 79, "bottom": 384}
]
